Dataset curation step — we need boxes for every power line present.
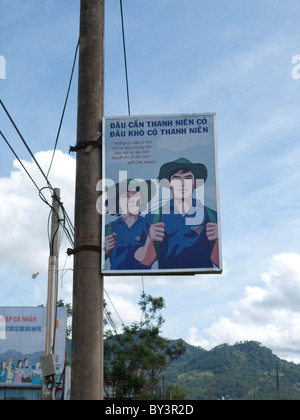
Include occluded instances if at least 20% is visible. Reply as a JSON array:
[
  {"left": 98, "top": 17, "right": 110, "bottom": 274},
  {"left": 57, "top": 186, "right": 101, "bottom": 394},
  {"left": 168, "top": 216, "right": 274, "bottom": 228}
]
[
  {"left": 1, "top": 105, "right": 127, "bottom": 338},
  {"left": 0, "top": 130, "right": 41, "bottom": 193},
  {"left": 0, "top": 99, "right": 52, "bottom": 189},
  {"left": 46, "top": 39, "right": 80, "bottom": 179},
  {"left": 104, "top": 288, "right": 125, "bottom": 329},
  {"left": 120, "top": 0, "right": 131, "bottom": 115},
  {"left": 119, "top": 4, "right": 147, "bottom": 301},
  {"left": 0, "top": 130, "right": 57, "bottom": 218},
  {"left": 1, "top": 125, "right": 124, "bottom": 337},
  {"left": 39, "top": 186, "right": 74, "bottom": 248},
  {"left": 0, "top": 100, "right": 75, "bottom": 223},
  {"left": 0, "top": 102, "right": 75, "bottom": 247},
  {"left": 1, "top": 46, "right": 127, "bottom": 332}
]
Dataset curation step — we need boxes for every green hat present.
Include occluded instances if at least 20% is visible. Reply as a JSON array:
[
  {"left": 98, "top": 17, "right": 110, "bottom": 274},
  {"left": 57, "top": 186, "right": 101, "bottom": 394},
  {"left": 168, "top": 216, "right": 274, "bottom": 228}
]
[{"left": 158, "top": 158, "right": 208, "bottom": 182}]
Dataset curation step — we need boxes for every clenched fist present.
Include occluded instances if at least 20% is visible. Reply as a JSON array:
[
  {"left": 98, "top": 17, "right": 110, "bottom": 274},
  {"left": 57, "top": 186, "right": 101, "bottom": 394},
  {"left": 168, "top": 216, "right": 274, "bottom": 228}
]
[
  {"left": 206, "top": 223, "right": 218, "bottom": 241},
  {"left": 105, "top": 233, "right": 117, "bottom": 255},
  {"left": 148, "top": 222, "right": 165, "bottom": 243}
]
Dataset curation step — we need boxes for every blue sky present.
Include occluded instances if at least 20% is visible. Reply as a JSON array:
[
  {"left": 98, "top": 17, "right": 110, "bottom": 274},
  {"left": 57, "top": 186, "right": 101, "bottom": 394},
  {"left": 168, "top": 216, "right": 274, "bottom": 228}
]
[{"left": 1, "top": 0, "right": 300, "bottom": 362}]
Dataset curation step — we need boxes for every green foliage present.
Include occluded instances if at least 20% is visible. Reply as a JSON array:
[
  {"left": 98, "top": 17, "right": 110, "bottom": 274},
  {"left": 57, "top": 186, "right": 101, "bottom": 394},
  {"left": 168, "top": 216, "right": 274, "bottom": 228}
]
[
  {"left": 63, "top": 297, "right": 300, "bottom": 401},
  {"left": 57, "top": 299, "right": 72, "bottom": 339},
  {"left": 166, "top": 384, "right": 190, "bottom": 400},
  {"left": 163, "top": 341, "right": 300, "bottom": 400},
  {"left": 104, "top": 293, "right": 186, "bottom": 400}
]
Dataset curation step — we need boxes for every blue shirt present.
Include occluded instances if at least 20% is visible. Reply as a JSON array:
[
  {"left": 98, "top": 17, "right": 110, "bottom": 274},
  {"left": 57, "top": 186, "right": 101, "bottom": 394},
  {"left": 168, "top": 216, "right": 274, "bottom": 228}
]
[
  {"left": 145, "top": 200, "right": 217, "bottom": 270},
  {"left": 105, "top": 215, "right": 149, "bottom": 270}
]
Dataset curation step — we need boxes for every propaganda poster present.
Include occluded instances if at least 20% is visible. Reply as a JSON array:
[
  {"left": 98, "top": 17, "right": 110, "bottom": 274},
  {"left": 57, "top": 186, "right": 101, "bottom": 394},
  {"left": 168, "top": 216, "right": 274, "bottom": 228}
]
[{"left": 101, "top": 114, "right": 222, "bottom": 275}]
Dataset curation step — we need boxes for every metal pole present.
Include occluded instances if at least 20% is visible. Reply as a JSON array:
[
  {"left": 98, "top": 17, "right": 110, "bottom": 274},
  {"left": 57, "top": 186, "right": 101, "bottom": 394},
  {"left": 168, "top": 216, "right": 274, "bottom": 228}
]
[
  {"left": 44, "top": 188, "right": 61, "bottom": 400},
  {"left": 48, "top": 188, "right": 61, "bottom": 356},
  {"left": 46, "top": 256, "right": 57, "bottom": 356},
  {"left": 71, "top": 0, "right": 105, "bottom": 401}
]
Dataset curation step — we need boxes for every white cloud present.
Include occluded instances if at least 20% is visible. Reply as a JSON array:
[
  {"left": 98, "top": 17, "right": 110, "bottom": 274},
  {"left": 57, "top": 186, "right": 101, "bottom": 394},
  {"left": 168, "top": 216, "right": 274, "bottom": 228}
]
[
  {"left": 0, "top": 150, "right": 76, "bottom": 306},
  {"left": 105, "top": 294, "right": 142, "bottom": 330},
  {"left": 187, "top": 253, "right": 300, "bottom": 362}
]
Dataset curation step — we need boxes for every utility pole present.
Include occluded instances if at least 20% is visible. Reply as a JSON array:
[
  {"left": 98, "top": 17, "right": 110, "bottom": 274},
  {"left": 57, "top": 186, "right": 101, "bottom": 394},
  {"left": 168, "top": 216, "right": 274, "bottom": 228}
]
[
  {"left": 45, "top": 188, "right": 61, "bottom": 357},
  {"left": 43, "top": 187, "right": 61, "bottom": 400},
  {"left": 71, "top": 0, "right": 105, "bottom": 400}
]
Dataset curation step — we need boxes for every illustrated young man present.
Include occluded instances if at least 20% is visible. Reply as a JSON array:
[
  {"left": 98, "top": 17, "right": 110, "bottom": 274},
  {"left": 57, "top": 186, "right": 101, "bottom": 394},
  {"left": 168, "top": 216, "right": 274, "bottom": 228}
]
[
  {"left": 135, "top": 158, "right": 220, "bottom": 270},
  {"left": 104, "top": 179, "right": 156, "bottom": 270},
  {"left": 22, "top": 358, "right": 32, "bottom": 383}
]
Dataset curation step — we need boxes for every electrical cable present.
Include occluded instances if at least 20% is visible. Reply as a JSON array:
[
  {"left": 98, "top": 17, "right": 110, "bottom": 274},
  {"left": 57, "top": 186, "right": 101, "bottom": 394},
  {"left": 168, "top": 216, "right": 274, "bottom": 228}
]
[
  {"left": 0, "top": 39, "right": 129, "bottom": 335},
  {"left": 0, "top": 125, "right": 74, "bottom": 248},
  {"left": 1, "top": 95, "right": 126, "bottom": 359},
  {"left": 2, "top": 127, "right": 122, "bottom": 334},
  {"left": 39, "top": 186, "right": 74, "bottom": 248},
  {"left": 119, "top": 4, "right": 147, "bottom": 309},
  {"left": 1, "top": 19, "right": 133, "bottom": 333},
  {"left": 46, "top": 39, "right": 80, "bottom": 179},
  {"left": 104, "top": 306, "right": 119, "bottom": 335},
  {"left": 0, "top": 130, "right": 41, "bottom": 193},
  {"left": 104, "top": 288, "right": 125, "bottom": 329},
  {"left": 120, "top": 0, "right": 131, "bottom": 115},
  {"left": 1, "top": 113, "right": 126, "bottom": 347},
  {"left": 0, "top": 99, "right": 52, "bottom": 189},
  {"left": 0, "top": 100, "right": 75, "bottom": 236},
  {"left": 0, "top": 105, "right": 76, "bottom": 252},
  {"left": 0, "top": 131, "right": 59, "bottom": 229}
]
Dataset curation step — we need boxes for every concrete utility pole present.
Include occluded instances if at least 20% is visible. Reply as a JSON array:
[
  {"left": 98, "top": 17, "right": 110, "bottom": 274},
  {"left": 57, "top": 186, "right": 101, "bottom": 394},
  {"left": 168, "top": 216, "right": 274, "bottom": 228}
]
[
  {"left": 45, "top": 188, "right": 61, "bottom": 357},
  {"left": 71, "top": 0, "right": 105, "bottom": 400},
  {"left": 43, "top": 187, "right": 61, "bottom": 401}
]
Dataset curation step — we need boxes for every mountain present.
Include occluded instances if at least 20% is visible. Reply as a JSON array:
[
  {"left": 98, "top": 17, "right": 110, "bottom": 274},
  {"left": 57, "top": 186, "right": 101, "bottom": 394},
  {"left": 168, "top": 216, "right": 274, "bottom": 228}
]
[
  {"left": 65, "top": 338, "right": 300, "bottom": 400},
  {"left": 0, "top": 348, "right": 25, "bottom": 363},
  {"left": 0, "top": 349, "right": 53, "bottom": 366},
  {"left": 163, "top": 340, "right": 300, "bottom": 400}
]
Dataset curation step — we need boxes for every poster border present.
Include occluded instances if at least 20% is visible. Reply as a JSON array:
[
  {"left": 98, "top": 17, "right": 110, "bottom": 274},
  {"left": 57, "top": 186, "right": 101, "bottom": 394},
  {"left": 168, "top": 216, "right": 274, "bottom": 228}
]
[{"left": 101, "top": 113, "right": 222, "bottom": 276}]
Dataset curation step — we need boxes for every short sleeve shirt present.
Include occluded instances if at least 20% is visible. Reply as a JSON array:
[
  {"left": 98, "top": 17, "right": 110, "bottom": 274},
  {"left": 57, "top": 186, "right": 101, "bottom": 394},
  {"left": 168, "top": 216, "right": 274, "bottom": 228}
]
[
  {"left": 145, "top": 200, "right": 217, "bottom": 270},
  {"left": 105, "top": 215, "right": 150, "bottom": 270}
]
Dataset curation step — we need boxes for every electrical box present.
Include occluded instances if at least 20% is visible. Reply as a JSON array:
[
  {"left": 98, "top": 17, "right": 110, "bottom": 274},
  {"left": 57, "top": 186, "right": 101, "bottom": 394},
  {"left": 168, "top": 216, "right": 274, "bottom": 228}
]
[{"left": 40, "top": 355, "right": 56, "bottom": 377}]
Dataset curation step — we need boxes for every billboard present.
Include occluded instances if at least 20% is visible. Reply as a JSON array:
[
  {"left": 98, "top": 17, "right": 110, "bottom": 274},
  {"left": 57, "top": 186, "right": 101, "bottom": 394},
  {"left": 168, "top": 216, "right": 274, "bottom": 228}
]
[
  {"left": 0, "top": 307, "right": 67, "bottom": 386},
  {"left": 101, "top": 113, "right": 222, "bottom": 275}
]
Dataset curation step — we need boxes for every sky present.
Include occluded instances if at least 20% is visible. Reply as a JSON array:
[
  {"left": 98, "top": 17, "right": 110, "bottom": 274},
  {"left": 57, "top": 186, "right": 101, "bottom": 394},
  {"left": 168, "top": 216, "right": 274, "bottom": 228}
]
[{"left": 1, "top": 0, "right": 300, "bottom": 363}]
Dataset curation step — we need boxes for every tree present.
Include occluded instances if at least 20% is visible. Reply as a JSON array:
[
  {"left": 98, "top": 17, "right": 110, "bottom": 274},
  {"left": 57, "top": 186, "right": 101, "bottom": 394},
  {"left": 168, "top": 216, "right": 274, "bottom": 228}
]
[
  {"left": 57, "top": 299, "right": 72, "bottom": 339},
  {"left": 104, "top": 293, "right": 186, "bottom": 400},
  {"left": 166, "top": 384, "right": 190, "bottom": 401}
]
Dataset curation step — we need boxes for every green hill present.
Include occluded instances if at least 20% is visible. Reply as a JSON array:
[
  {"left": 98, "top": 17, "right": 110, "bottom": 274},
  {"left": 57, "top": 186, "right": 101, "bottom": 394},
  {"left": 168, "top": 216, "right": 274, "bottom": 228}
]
[
  {"left": 163, "top": 340, "right": 300, "bottom": 400},
  {"left": 66, "top": 338, "right": 300, "bottom": 400}
]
